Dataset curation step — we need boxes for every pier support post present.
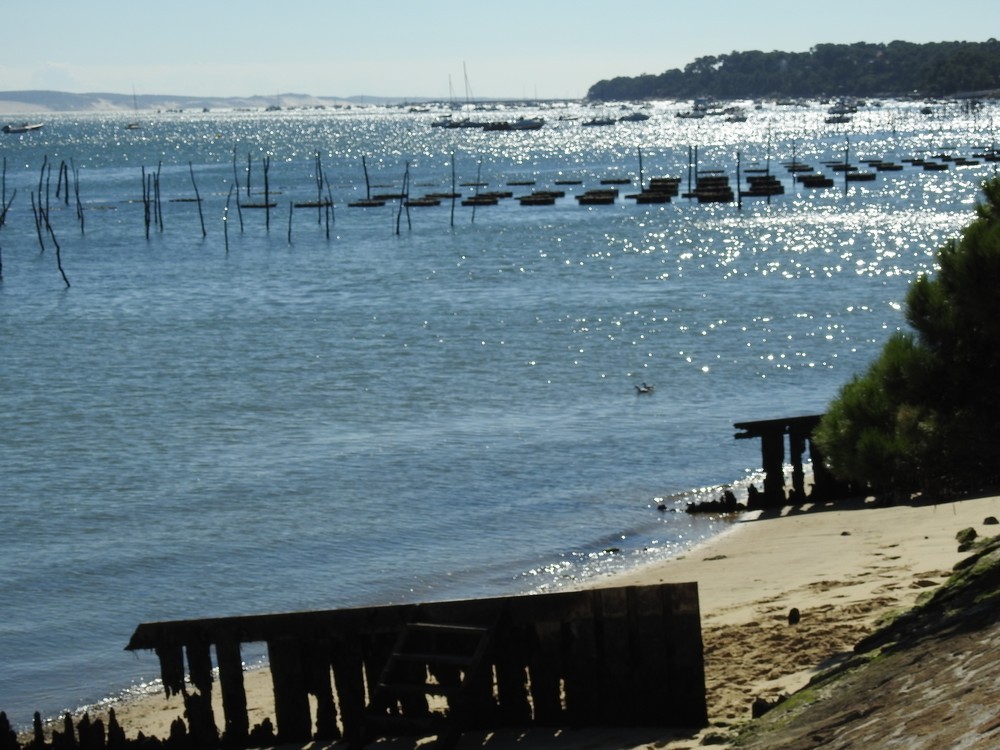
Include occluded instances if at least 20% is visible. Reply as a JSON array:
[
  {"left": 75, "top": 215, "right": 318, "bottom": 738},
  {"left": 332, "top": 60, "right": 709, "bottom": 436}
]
[
  {"left": 267, "top": 638, "right": 312, "bottom": 743},
  {"left": 216, "top": 638, "right": 249, "bottom": 744},
  {"left": 760, "top": 431, "right": 786, "bottom": 505}
]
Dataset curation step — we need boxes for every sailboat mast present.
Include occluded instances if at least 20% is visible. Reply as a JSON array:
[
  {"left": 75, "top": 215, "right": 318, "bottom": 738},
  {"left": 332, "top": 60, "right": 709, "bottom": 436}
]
[{"left": 463, "top": 61, "right": 474, "bottom": 107}]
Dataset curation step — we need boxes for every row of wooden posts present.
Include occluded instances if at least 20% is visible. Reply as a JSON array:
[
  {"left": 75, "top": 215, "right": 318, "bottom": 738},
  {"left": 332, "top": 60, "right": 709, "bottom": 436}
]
[
  {"left": 3, "top": 141, "right": 997, "bottom": 288},
  {"left": 0, "top": 156, "right": 77, "bottom": 287}
]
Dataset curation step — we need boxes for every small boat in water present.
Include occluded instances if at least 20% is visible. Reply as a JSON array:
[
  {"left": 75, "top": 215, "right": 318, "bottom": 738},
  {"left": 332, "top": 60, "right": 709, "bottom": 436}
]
[
  {"left": 3, "top": 122, "right": 43, "bottom": 134},
  {"left": 482, "top": 117, "right": 544, "bottom": 132}
]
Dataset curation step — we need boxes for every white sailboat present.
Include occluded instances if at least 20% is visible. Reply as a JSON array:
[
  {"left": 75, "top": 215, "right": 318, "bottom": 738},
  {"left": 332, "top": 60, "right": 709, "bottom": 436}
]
[{"left": 126, "top": 88, "right": 141, "bottom": 130}]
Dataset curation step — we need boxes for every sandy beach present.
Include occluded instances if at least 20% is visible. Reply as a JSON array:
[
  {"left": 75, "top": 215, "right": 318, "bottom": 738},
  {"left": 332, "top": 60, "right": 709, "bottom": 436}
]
[{"left": 27, "top": 493, "right": 1000, "bottom": 749}]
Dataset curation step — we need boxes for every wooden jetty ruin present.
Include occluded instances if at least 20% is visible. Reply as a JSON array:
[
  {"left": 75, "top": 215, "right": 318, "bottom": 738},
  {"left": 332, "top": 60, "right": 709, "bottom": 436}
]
[
  {"left": 734, "top": 414, "right": 852, "bottom": 507},
  {"left": 120, "top": 582, "right": 705, "bottom": 748}
]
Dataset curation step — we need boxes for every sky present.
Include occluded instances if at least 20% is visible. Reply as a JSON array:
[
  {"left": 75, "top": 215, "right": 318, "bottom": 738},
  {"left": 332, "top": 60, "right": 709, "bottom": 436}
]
[{"left": 1, "top": 0, "right": 996, "bottom": 100}]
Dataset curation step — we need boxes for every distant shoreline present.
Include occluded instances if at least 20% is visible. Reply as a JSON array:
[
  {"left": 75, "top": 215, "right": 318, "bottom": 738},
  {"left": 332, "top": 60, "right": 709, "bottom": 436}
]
[{"left": 0, "top": 91, "right": 579, "bottom": 116}]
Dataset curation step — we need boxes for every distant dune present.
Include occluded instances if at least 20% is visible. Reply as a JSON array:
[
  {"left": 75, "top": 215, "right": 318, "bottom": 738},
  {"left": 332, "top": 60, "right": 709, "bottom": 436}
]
[{"left": 0, "top": 90, "right": 388, "bottom": 115}]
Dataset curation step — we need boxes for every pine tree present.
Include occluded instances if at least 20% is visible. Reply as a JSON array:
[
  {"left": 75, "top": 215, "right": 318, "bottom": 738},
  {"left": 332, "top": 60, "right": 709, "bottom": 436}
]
[{"left": 815, "top": 178, "right": 1000, "bottom": 497}]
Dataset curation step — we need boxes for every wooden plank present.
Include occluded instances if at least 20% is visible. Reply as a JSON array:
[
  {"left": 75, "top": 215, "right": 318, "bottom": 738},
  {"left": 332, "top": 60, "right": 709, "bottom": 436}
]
[
  {"left": 663, "top": 583, "right": 708, "bottom": 726},
  {"left": 527, "top": 620, "right": 563, "bottom": 724},
  {"left": 595, "top": 587, "right": 632, "bottom": 725},
  {"left": 628, "top": 586, "right": 668, "bottom": 723},
  {"left": 561, "top": 590, "right": 599, "bottom": 724},
  {"left": 504, "top": 589, "right": 594, "bottom": 627},
  {"left": 493, "top": 625, "right": 532, "bottom": 725}
]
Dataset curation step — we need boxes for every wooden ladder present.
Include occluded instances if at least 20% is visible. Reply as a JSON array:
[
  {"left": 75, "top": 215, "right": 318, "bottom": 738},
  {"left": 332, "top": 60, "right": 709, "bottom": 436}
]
[{"left": 353, "top": 608, "right": 500, "bottom": 749}]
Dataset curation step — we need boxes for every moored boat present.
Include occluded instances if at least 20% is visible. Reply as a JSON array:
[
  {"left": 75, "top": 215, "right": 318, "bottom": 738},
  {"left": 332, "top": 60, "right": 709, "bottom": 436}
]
[
  {"left": 483, "top": 117, "right": 544, "bottom": 132},
  {"left": 3, "top": 122, "right": 43, "bottom": 134}
]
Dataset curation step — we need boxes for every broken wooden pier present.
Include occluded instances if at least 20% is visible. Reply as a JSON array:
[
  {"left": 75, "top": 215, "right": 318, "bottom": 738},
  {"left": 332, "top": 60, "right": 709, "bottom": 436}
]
[
  {"left": 734, "top": 414, "right": 853, "bottom": 507},
  {"left": 125, "top": 582, "right": 706, "bottom": 748}
]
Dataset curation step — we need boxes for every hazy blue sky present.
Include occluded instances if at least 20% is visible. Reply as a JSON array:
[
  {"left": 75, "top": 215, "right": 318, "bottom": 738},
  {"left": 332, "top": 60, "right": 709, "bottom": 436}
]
[{"left": 2, "top": 0, "right": 996, "bottom": 99}]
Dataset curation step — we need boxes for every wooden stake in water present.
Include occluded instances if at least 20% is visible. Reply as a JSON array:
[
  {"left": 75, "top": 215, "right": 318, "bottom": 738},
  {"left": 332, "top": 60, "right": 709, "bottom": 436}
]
[
  {"left": 844, "top": 137, "right": 850, "bottom": 197},
  {"left": 48, "top": 215, "right": 70, "bottom": 288},
  {"left": 315, "top": 151, "right": 325, "bottom": 224},
  {"left": 325, "top": 184, "right": 333, "bottom": 240},
  {"left": 0, "top": 187, "right": 16, "bottom": 282},
  {"left": 471, "top": 159, "right": 482, "bottom": 224},
  {"left": 232, "top": 146, "right": 239, "bottom": 196},
  {"left": 31, "top": 192, "right": 45, "bottom": 252},
  {"left": 450, "top": 152, "right": 456, "bottom": 228},
  {"left": 395, "top": 161, "right": 411, "bottom": 235},
  {"left": 264, "top": 155, "right": 271, "bottom": 231},
  {"left": 155, "top": 162, "right": 163, "bottom": 232},
  {"left": 71, "top": 159, "right": 84, "bottom": 234},
  {"left": 141, "top": 166, "right": 150, "bottom": 239},
  {"left": 189, "top": 162, "right": 206, "bottom": 238},
  {"left": 737, "top": 150, "right": 742, "bottom": 211},
  {"left": 224, "top": 184, "right": 233, "bottom": 253}
]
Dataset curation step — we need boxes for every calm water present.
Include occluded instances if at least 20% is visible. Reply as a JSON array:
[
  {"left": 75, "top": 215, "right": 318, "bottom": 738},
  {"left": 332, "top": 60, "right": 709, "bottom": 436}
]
[{"left": 1, "top": 98, "right": 995, "bottom": 727}]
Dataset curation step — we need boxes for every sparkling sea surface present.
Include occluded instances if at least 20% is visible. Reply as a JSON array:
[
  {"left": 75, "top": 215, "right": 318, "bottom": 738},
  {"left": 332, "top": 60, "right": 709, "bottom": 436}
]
[{"left": 1, "top": 97, "right": 996, "bottom": 726}]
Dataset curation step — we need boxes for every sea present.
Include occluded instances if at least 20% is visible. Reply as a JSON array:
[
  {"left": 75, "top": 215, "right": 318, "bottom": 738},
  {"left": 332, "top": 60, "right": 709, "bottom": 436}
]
[{"left": 1, "top": 97, "right": 996, "bottom": 729}]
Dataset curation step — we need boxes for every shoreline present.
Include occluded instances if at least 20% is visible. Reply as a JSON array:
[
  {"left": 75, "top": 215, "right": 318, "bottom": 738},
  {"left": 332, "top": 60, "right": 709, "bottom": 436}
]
[{"left": 18, "top": 493, "right": 1000, "bottom": 748}]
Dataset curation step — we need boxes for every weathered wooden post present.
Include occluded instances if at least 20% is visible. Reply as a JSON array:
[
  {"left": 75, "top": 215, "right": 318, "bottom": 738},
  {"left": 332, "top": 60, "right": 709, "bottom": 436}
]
[
  {"left": 30, "top": 192, "right": 45, "bottom": 252},
  {"left": 224, "top": 184, "right": 233, "bottom": 253},
  {"left": 215, "top": 638, "right": 249, "bottom": 744},
  {"left": 155, "top": 162, "right": 164, "bottom": 232},
  {"left": 737, "top": 150, "right": 743, "bottom": 210},
  {"left": 450, "top": 152, "right": 457, "bottom": 228},
  {"left": 184, "top": 641, "right": 219, "bottom": 748},
  {"left": 264, "top": 156, "right": 271, "bottom": 231},
  {"left": 325, "top": 184, "right": 333, "bottom": 239},
  {"left": 189, "top": 162, "right": 206, "bottom": 238},
  {"left": 267, "top": 638, "right": 312, "bottom": 744},
  {"left": 72, "top": 159, "right": 84, "bottom": 234},
  {"left": 141, "top": 167, "right": 150, "bottom": 239}
]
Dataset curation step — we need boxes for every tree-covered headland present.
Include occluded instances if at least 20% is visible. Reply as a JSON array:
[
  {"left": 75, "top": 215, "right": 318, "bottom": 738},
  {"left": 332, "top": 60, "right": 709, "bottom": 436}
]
[
  {"left": 814, "top": 177, "right": 1000, "bottom": 499},
  {"left": 587, "top": 41, "right": 1000, "bottom": 101}
]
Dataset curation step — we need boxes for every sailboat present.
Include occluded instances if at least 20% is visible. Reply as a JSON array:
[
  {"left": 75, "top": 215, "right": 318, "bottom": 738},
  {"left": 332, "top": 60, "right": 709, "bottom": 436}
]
[{"left": 126, "top": 88, "right": 141, "bottom": 129}]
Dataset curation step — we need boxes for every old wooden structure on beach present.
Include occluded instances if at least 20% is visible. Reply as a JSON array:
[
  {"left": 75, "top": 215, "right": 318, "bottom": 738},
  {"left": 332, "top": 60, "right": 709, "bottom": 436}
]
[
  {"left": 734, "top": 414, "right": 851, "bottom": 507},
  {"left": 125, "top": 582, "right": 706, "bottom": 748}
]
